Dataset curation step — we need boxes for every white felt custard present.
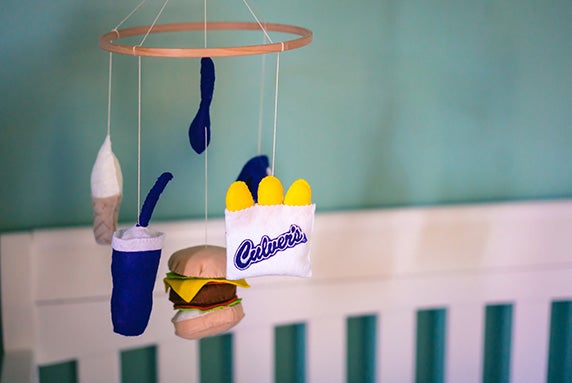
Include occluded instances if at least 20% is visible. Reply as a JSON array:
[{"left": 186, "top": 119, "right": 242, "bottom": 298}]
[
  {"left": 91, "top": 134, "right": 123, "bottom": 245},
  {"left": 91, "top": 134, "right": 123, "bottom": 198}
]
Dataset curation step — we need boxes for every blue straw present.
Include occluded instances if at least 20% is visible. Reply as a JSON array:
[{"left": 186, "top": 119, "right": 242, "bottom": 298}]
[{"left": 137, "top": 172, "right": 174, "bottom": 227}]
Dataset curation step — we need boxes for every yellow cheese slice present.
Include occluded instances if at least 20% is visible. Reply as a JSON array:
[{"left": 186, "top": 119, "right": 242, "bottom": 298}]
[{"left": 164, "top": 276, "right": 250, "bottom": 303}]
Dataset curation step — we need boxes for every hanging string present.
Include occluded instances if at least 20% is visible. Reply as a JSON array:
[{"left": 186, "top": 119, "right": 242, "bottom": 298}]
[
  {"left": 203, "top": 0, "right": 208, "bottom": 48},
  {"left": 131, "top": 0, "right": 168, "bottom": 222},
  {"left": 137, "top": 0, "right": 170, "bottom": 49},
  {"left": 241, "top": 0, "right": 273, "bottom": 43},
  {"left": 203, "top": 0, "right": 209, "bottom": 244},
  {"left": 204, "top": 127, "right": 209, "bottom": 245},
  {"left": 106, "top": 52, "right": 113, "bottom": 137},
  {"left": 239, "top": 0, "right": 284, "bottom": 163},
  {"left": 257, "top": 34, "right": 267, "bottom": 155},
  {"left": 113, "top": 0, "right": 148, "bottom": 31},
  {"left": 108, "top": 0, "right": 149, "bottom": 223},
  {"left": 270, "top": 47, "right": 282, "bottom": 175},
  {"left": 137, "top": 56, "right": 142, "bottom": 224}
]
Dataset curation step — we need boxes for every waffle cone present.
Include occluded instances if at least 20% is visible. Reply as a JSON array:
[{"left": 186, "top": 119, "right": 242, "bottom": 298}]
[{"left": 92, "top": 194, "right": 122, "bottom": 245}]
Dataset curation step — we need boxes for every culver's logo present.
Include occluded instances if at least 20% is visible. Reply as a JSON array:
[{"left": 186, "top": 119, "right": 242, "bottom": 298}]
[{"left": 234, "top": 225, "right": 308, "bottom": 270}]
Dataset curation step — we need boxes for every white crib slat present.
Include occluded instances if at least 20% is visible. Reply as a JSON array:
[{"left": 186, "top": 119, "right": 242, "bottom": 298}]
[
  {"left": 0, "top": 350, "right": 37, "bottom": 383},
  {"left": 233, "top": 327, "right": 273, "bottom": 383},
  {"left": 78, "top": 352, "right": 119, "bottom": 383},
  {"left": 307, "top": 316, "right": 345, "bottom": 383},
  {"left": 445, "top": 304, "right": 484, "bottom": 383},
  {"left": 378, "top": 309, "right": 415, "bottom": 383},
  {"left": 157, "top": 339, "right": 199, "bottom": 383},
  {"left": 1, "top": 233, "right": 35, "bottom": 352},
  {"left": 510, "top": 300, "right": 551, "bottom": 383}
]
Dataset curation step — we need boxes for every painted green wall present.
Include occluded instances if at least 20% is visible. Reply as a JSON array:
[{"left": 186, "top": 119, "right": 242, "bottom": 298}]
[{"left": 1, "top": 0, "right": 571, "bottom": 232}]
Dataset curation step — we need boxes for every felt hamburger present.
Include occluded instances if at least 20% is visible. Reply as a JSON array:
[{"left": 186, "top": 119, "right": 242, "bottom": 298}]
[{"left": 163, "top": 245, "right": 249, "bottom": 340}]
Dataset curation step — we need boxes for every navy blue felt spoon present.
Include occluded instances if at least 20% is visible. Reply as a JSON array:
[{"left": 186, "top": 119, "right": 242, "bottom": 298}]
[
  {"left": 236, "top": 155, "right": 270, "bottom": 203},
  {"left": 189, "top": 57, "right": 215, "bottom": 154}
]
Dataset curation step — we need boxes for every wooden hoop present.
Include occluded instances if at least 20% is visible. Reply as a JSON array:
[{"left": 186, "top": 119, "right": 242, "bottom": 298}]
[{"left": 99, "top": 21, "right": 312, "bottom": 58}]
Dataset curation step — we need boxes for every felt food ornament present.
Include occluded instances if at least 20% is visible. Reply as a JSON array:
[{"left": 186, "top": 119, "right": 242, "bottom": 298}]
[
  {"left": 236, "top": 155, "right": 271, "bottom": 203},
  {"left": 91, "top": 134, "right": 123, "bottom": 245},
  {"left": 225, "top": 175, "right": 315, "bottom": 279},
  {"left": 164, "top": 246, "right": 250, "bottom": 340},
  {"left": 189, "top": 57, "right": 215, "bottom": 154},
  {"left": 111, "top": 172, "right": 173, "bottom": 336}
]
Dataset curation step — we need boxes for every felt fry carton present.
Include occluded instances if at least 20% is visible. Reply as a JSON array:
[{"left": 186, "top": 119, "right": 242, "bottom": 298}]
[
  {"left": 111, "top": 172, "right": 173, "bottom": 336},
  {"left": 91, "top": 134, "right": 123, "bottom": 245},
  {"left": 225, "top": 176, "right": 315, "bottom": 279}
]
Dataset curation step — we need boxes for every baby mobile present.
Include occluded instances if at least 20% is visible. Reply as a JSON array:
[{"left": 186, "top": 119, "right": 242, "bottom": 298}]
[{"left": 91, "top": 0, "right": 315, "bottom": 339}]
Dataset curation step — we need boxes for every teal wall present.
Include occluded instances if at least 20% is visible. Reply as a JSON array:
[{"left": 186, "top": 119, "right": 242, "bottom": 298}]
[{"left": 1, "top": 0, "right": 571, "bottom": 232}]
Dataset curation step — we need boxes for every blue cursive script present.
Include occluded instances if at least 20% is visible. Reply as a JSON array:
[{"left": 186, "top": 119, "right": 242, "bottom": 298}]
[{"left": 234, "top": 225, "right": 308, "bottom": 270}]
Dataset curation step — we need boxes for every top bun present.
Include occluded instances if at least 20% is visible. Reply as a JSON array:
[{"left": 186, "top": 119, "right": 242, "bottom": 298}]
[{"left": 168, "top": 245, "right": 226, "bottom": 278}]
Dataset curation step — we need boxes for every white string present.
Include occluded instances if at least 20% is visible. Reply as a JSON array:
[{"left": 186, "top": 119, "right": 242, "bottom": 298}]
[
  {"left": 113, "top": 0, "right": 148, "bottom": 31},
  {"left": 106, "top": 52, "right": 113, "bottom": 137},
  {"left": 110, "top": 0, "right": 149, "bottom": 222},
  {"left": 241, "top": 0, "right": 273, "bottom": 43},
  {"left": 203, "top": 0, "right": 208, "bottom": 245},
  {"left": 257, "top": 35, "right": 267, "bottom": 155},
  {"left": 137, "top": 56, "right": 142, "bottom": 224},
  {"left": 240, "top": 0, "right": 283, "bottom": 157},
  {"left": 204, "top": 127, "right": 209, "bottom": 245},
  {"left": 137, "top": 0, "right": 170, "bottom": 49},
  {"left": 271, "top": 50, "right": 281, "bottom": 175},
  {"left": 203, "top": 0, "right": 208, "bottom": 48}
]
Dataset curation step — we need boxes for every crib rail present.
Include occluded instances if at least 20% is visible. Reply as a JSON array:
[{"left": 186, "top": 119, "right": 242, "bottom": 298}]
[
  {"left": 0, "top": 350, "right": 36, "bottom": 383},
  {"left": 2, "top": 201, "right": 572, "bottom": 382}
]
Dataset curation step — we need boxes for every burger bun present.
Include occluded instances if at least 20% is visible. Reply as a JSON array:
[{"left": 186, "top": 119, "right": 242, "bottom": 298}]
[
  {"left": 173, "top": 303, "right": 245, "bottom": 340},
  {"left": 168, "top": 245, "right": 226, "bottom": 278}
]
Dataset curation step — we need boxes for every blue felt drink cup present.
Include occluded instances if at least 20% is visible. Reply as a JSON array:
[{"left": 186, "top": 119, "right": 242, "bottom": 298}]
[
  {"left": 111, "top": 226, "right": 165, "bottom": 336},
  {"left": 110, "top": 172, "right": 172, "bottom": 336}
]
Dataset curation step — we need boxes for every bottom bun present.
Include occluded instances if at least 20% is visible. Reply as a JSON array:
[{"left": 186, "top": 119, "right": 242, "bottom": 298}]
[{"left": 173, "top": 303, "right": 245, "bottom": 340}]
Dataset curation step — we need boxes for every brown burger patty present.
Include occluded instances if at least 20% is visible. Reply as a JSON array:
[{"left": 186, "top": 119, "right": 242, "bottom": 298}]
[{"left": 169, "top": 283, "right": 237, "bottom": 307}]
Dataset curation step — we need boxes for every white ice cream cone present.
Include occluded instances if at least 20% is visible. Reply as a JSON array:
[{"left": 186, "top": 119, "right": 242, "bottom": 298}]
[{"left": 91, "top": 134, "right": 123, "bottom": 245}]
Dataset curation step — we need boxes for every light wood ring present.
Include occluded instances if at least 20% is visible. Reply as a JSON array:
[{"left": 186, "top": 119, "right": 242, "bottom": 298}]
[{"left": 99, "top": 21, "right": 313, "bottom": 58}]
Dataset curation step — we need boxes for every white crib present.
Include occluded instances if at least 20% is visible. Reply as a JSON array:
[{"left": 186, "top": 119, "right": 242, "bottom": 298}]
[{"left": 2, "top": 201, "right": 572, "bottom": 383}]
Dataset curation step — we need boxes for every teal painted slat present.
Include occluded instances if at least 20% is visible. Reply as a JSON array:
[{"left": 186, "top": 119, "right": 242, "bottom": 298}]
[
  {"left": 346, "top": 315, "right": 376, "bottom": 383},
  {"left": 39, "top": 360, "right": 77, "bottom": 383},
  {"left": 275, "top": 323, "right": 306, "bottom": 383},
  {"left": 483, "top": 304, "right": 513, "bottom": 383},
  {"left": 200, "top": 334, "right": 233, "bottom": 383},
  {"left": 547, "top": 301, "right": 572, "bottom": 383},
  {"left": 415, "top": 309, "right": 446, "bottom": 383},
  {"left": 121, "top": 345, "right": 157, "bottom": 383}
]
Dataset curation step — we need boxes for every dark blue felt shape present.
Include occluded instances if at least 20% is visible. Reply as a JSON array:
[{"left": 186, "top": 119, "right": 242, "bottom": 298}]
[
  {"left": 189, "top": 57, "right": 215, "bottom": 154},
  {"left": 236, "top": 155, "right": 270, "bottom": 203},
  {"left": 111, "top": 248, "right": 162, "bottom": 336},
  {"left": 138, "top": 172, "right": 174, "bottom": 227}
]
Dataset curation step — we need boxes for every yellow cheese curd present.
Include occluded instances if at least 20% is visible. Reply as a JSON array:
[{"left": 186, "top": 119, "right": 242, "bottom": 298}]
[
  {"left": 257, "top": 176, "right": 284, "bottom": 205},
  {"left": 284, "top": 179, "right": 312, "bottom": 206},
  {"left": 225, "top": 181, "right": 255, "bottom": 212}
]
